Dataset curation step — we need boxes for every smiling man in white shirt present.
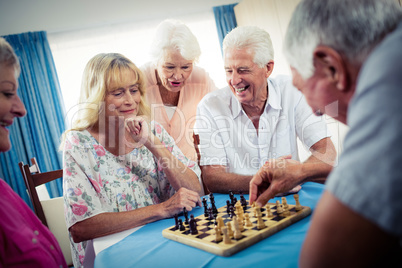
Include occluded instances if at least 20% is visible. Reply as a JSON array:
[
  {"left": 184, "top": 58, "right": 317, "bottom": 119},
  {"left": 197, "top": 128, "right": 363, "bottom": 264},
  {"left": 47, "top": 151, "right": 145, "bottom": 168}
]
[{"left": 194, "top": 26, "right": 336, "bottom": 195}]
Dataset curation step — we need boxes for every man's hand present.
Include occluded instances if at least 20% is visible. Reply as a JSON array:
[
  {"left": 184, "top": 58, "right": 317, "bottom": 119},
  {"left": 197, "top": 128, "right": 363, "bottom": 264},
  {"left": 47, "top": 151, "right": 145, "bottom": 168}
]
[{"left": 249, "top": 156, "right": 302, "bottom": 207}]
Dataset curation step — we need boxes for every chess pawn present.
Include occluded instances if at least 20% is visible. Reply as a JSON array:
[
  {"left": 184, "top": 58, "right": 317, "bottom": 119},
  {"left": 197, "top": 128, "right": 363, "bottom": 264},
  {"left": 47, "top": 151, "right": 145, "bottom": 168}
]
[
  {"left": 276, "top": 200, "right": 283, "bottom": 214},
  {"left": 256, "top": 211, "right": 266, "bottom": 230},
  {"left": 265, "top": 204, "right": 273, "bottom": 218},
  {"left": 281, "top": 197, "right": 289, "bottom": 210},
  {"left": 178, "top": 219, "right": 185, "bottom": 231},
  {"left": 245, "top": 213, "right": 253, "bottom": 227},
  {"left": 222, "top": 227, "right": 231, "bottom": 244},
  {"left": 217, "top": 215, "right": 224, "bottom": 231},
  {"left": 294, "top": 194, "right": 302, "bottom": 211},
  {"left": 214, "top": 226, "right": 223, "bottom": 242},
  {"left": 282, "top": 205, "right": 290, "bottom": 217},
  {"left": 233, "top": 216, "right": 242, "bottom": 239},
  {"left": 226, "top": 221, "right": 234, "bottom": 237},
  {"left": 254, "top": 205, "right": 261, "bottom": 218}
]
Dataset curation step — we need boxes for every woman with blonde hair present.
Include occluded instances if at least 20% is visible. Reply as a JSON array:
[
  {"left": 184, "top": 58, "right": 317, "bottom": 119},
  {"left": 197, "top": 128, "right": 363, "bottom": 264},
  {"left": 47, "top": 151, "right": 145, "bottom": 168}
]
[{"left": 61, "top": 53, "right": 202, "bottom": 267}]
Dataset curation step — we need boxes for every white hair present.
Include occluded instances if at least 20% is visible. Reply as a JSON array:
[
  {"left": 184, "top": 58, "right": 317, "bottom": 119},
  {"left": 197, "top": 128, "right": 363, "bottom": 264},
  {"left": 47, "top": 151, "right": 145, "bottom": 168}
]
[
  {"left": 284, "top": 0, "right": 402, "bottom": 79},
  {"left": 223, "top": 26, "right": 274, "bottom": 68},
  {"left": 150, "top": 19, "right": 201, "bottom": 63}
]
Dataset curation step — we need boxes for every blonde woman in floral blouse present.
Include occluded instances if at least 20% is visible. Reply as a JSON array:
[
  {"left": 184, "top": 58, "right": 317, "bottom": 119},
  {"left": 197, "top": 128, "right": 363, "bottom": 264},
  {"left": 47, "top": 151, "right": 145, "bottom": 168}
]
[{"left": 60, "top": 53, "right": 203, "bottom": 268}]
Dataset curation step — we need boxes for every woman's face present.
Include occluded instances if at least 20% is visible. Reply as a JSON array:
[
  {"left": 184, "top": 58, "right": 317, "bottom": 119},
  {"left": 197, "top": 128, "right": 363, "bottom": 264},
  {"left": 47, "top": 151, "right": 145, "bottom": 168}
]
[
  {"left": 104, "top": 68, "right": 142, "bottom": 120},
  {"left": 0, "top": 63, "right": 26, "bottom": 152},
  {"left": 156, "top": 48, "right": 194, "bottom": 92}
]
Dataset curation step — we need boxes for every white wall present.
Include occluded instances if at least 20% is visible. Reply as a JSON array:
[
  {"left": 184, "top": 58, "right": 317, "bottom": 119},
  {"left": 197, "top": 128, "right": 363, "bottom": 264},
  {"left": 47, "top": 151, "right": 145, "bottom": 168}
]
[{"left": 0, "top": 0, "right": 237, "bottom": 36}]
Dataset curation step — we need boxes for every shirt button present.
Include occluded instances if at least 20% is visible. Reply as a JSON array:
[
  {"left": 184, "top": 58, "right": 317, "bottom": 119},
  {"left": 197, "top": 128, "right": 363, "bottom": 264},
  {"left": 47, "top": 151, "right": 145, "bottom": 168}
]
[
  {"left": 50, "top": 245, "right": 55, "bottom": 250},
  {"left": 34, "top": 230, "right": 39, "bottom": 235},
  {"left": 32, "top": 238, "right": 38, "bottom": 244},
  {"left": 60, "top": 265, "right": 64, "bottom": 268}
]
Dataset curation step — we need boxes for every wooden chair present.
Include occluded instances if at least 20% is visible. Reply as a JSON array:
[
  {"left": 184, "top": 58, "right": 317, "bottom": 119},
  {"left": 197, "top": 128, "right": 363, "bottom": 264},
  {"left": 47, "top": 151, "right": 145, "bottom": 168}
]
[
  {"left": 193, "top": 133, "right": 210, "bottom": 194},
  {"left": 19, "top": 158, "right": 73, "bottom": 266}
]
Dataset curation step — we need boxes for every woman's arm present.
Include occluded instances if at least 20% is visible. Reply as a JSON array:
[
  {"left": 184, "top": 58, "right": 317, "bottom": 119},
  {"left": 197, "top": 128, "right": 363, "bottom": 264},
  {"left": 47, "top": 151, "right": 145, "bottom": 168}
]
[
  {"left": 69, "top": 187, "right": 200, "bottom": 242},
  {"left": 126, "top": 117, "right": 203, "bottom": 196}
]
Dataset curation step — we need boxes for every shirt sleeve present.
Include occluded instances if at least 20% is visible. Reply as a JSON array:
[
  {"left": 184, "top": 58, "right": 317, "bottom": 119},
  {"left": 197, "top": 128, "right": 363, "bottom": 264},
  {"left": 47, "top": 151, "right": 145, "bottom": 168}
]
[{"left": 294, "top": 92, "right": 330, "bottom": 149}]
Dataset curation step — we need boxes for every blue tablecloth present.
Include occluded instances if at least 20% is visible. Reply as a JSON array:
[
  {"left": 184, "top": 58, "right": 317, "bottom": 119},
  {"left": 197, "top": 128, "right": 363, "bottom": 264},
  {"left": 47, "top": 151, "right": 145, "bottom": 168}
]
[{"left": 95, "top": 182, "right": 325, "bottom": 268}]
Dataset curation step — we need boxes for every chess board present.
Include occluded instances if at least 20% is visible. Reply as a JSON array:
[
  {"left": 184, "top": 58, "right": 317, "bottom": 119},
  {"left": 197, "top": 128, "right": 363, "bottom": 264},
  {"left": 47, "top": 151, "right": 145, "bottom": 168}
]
[{"left": 162, "top": 195, "right": 311, "bottom": 257}]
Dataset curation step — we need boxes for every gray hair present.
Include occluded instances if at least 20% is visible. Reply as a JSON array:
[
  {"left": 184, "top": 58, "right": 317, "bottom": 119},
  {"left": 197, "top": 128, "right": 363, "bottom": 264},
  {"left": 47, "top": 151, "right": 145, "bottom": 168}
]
[
  {"left": 0, "top": 37, "right": 20, "bottom": 75},
  {"left": 284, "top": 0, "right": 402, "bottom": 79},
  {"left": 223, "top": 26, "right": 274, "bottom": 68},
  {"left": 150, "top": 19, "right": 201, "bottom": 63}
]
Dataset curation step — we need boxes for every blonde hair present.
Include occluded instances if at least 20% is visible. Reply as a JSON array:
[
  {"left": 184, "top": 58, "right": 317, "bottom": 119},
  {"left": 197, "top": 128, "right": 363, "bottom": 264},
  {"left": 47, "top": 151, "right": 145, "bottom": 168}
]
[{"left": 60, "top": 53, "right": 150, "bottom": 149}]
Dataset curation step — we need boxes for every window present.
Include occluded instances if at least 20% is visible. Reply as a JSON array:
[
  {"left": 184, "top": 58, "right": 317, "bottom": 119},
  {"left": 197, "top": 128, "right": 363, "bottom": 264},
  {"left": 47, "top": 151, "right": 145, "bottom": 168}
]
[{"left": 49, "top": 11, "right": 227, "bottom": 127}]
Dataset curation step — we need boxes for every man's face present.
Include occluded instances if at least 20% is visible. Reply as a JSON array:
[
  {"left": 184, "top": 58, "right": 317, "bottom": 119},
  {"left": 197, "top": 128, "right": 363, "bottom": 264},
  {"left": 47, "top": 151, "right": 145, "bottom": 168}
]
[
  {"left": 224, "top": 48, "right": 271, "bottom": 106},
  {"left": 291, "top": 66, "right": 340, "bottom": 118}
]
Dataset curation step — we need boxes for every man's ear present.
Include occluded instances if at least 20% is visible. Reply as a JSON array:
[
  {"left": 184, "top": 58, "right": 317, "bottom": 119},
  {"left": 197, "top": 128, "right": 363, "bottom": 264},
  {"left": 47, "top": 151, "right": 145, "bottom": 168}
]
[
  {"left": 313, "top": 46, "right": 348, "bottom": 91},
  {"left": 265, "top": 60, "right": 274, "bottom": 78}
]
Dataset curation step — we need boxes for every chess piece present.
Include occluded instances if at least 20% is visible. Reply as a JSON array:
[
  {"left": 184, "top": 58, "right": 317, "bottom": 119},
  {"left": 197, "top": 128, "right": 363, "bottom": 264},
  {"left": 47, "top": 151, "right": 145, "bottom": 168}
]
[
  {"left": 178, "top": 219, "right": 185, "bottom": 231},
  {"left": 226, "top": 221, "right": 234, "bottom": 237},
  {"left": 265, "top": 204, "right": 273, "bottom": 218},
  {"left": 183, "top": 207, "right": 189, "bottom": 224},
  {"left": 174, "top": 214, "right": 179, "bottom": 230},
  {"left": 189, "top": 217, "right": 198, "bottom": 234},
  {"left": 240, "top": 194, "right": 247, "bottom": 208},
  {"left": 217, "top": 215, "right": 224, "bottom": 230},
  {"left": 214, "top": 226, "right": 222, "bottom": 242},
  {"left": 233, "top": 216, "right": 242, "bottom": 239},
  {"left": 245, "top": 213, "right": 253, "bottom": 227},
  {"left": 281, "top": 197, "right": 289, "bottom": 210},
  {"left": 226, "top": 200, "right": 232, "bottom": 214},
  {"left": 203, "top": 197, "right": 208, "bottom": 217},
  {"left": 222, "top": 227, "right": 231, "bottom": 244},
  {"left": 256, "top": 212, "right": 266, "bottom": 229},
  {"left": 276, "top": 200, "right": 283, "bottom": 214},
  {"left": 208, "top": 207, "right": 214, "bottom": 221},
  {"left": 190, "top": 214, "right": 197, "bottom": 226},
  {"left": 282, "top": 204, "right": 290, "bottom": 217},
  {"left": 294, "top": 194, "right": 302, "bottom": 211}
]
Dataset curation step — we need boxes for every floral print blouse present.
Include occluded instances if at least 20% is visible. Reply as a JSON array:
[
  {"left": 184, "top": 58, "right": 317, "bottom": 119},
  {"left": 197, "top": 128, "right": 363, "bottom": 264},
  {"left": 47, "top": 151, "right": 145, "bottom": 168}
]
[{"left": 62, "top": 121, "right": 201, "bottom": 267}]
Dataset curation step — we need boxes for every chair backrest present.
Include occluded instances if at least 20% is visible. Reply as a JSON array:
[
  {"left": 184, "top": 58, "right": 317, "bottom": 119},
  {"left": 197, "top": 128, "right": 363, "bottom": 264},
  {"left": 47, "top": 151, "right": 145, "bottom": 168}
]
[
  {"left": 19, "top": 158, "right": 63, "bottom": 226},
  {"left": 193, "top": 133, "right": 210, "bottom": 195},
  {"left": 18, "top": 158, "right": 73, "bottom": 266}
]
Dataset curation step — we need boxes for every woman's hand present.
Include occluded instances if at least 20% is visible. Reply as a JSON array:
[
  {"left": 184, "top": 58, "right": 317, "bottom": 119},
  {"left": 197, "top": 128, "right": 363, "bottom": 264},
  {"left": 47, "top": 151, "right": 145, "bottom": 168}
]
[
  {"left": 125, "top": 116, "right": 150, "bottom": 147},
  {"left": 159, "top": 188, "right": 202, "bottom": 218}
]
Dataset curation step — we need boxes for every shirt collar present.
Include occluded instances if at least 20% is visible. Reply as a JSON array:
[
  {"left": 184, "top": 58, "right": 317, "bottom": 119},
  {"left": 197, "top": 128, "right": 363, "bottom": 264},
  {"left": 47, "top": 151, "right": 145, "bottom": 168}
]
[{"left": 230, "top": 78, "right": 282, "bottom": 119}]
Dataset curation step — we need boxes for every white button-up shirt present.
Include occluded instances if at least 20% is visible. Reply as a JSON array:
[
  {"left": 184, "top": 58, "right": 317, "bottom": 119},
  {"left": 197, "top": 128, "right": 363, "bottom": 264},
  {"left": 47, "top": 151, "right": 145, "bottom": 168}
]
[{"left": 195, "top": 75, "right": 330, "bottom": 175}]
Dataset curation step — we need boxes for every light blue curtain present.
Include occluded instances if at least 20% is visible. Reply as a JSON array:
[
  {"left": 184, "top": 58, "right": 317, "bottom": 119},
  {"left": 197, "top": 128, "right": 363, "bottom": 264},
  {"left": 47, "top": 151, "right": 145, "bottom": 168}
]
[
  {"left": 213, "top": 3, "right": 238, "bottom": 54},
  {"left": 0, "top": 31, "right": 66, "bottom": 205}
]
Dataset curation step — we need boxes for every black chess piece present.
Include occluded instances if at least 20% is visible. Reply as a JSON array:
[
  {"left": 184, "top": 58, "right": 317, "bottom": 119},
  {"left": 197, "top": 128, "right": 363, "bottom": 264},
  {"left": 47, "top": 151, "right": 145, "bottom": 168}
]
[
  {"left": 230, "top": 206, "right": 236, "bottom": 219},
  {"left": 226, "top": 200, "right": 231, "bottom": 214},
  {"left": 178, "top": 219, "right": 185, "bottom": 231},
  {"left": 202, "top": 197, "right": 208, "bottom": 217},
  {"left": 190, "top": 214, "right": 197, "bottom": 226},
  {"left": 208, "top": 207, "right": 214, "bottom": 221},
  {"left": 183, "top": 207, "right": 189, "bottom": 224},
  {"left": 174, "top": 214, "right": 179, "bottom": 230},
  {"left": 189, "top": 217, "right": 198, "bottom": 235}
]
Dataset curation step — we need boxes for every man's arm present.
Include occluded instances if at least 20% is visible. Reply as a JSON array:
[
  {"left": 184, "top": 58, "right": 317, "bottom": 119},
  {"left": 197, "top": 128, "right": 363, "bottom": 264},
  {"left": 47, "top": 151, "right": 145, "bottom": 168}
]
[
  {"left": 298, "top": 137, "right": 336, "bottom": 183},
  {"left": 250, "top": 137, "right": 336, "bottom": 206},
  {"left": 300, "top": 190, "right": 401, "bottom": 268},
  {"left": 201, "top": 165, "right": 252, "bottom": 194}
]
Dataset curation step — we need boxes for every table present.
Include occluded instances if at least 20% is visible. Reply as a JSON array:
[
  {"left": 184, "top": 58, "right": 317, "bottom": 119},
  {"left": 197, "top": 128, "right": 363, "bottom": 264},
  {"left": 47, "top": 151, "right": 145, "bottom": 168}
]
[{"left": 95, "top": 182, "right": 325, "bottom": 268}]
